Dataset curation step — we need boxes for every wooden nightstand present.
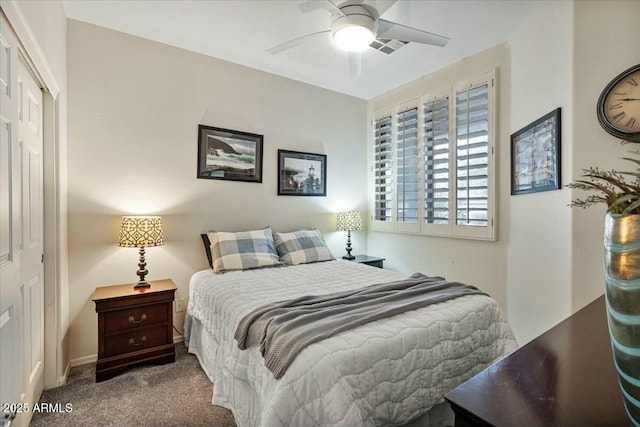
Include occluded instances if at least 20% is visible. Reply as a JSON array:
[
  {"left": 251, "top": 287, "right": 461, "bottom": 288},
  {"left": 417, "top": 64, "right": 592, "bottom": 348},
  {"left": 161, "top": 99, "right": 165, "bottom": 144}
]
[
  {"left": 93, "top": 279, "right": 176, "bottom": 382},
  {"left": 352, "top": 255, "right": 385, "bottom": 268}
]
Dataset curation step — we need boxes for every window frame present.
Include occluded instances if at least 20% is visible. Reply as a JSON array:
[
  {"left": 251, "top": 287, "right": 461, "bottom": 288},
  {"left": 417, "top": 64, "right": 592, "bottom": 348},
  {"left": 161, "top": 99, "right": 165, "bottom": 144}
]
[
  {"left": 372, "top": 108, "right": 394, "bottom": 232},
  {"left": 370, "top": 70, "right": 496, "bottom": 241}
]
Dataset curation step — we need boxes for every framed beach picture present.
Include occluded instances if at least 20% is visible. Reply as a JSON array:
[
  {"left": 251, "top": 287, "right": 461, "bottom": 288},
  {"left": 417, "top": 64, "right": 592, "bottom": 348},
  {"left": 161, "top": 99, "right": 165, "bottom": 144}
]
[
  {"left": 511, "top": 108, "right": 561, "bottom": 195},
  {"left": 277, "top": 150, "right": 327, "bottom": 196},
  {"left": 197, "top": 125, "right": 263, "bottom": 183}
]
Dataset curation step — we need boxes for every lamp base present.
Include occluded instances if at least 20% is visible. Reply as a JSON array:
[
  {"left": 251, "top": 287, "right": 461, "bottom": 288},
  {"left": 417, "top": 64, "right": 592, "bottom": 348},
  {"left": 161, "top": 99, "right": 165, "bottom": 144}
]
[
  {"left": 133, "top": 247, "right": 151, "bottom": 289},
  {"left": 342, "top": 230, "right": 355, "bottom": 260},
  {"left": 133, "top": 281, "right": 151, "bottom": 289}
]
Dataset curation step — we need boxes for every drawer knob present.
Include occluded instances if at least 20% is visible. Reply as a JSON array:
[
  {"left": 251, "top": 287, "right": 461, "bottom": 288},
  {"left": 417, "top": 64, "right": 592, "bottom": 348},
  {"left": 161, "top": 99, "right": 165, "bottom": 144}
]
[
  {"left": 128, "top": 314, "right": 147, "bottom": 324},
  {"left": 128, "top": 336, "right": 147, "bottom": 346}
]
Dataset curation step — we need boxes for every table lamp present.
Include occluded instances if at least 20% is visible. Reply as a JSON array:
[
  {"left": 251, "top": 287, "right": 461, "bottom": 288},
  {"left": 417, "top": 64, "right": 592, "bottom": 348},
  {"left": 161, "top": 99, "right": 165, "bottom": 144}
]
[
  {"left": 336, "top": 210, "right": 364, "bottom": 260},
  {"left": 118, "top": 216, "right": 164, "bottom": 289}
]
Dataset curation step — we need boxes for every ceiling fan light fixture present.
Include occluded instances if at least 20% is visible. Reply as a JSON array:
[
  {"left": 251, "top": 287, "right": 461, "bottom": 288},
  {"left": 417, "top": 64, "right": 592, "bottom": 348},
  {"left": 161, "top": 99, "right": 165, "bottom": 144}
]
[
  {"left": 330, "top": 12, "right": 377, "bottom": 52},
  {"left": 333, "top": 25, "right": 375, "bottom": 51}
]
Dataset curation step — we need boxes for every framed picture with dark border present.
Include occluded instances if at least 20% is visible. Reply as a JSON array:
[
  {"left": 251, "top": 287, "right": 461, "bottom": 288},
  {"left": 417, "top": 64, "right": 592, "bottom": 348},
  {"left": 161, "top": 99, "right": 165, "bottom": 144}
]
[
  {"left": 197, "top": 125, "right": 263, "bottom": 183},
  {"left": 278, "top": 149, "right": 327, "bottom": 196},
  {"left": 511, "top": 108, "right": 561, "bottom": 195}
]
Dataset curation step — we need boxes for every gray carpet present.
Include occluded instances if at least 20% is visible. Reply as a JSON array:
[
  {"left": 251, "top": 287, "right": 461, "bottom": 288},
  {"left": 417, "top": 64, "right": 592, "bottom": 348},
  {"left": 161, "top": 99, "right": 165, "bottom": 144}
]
[{"left": 30, "top": 344, "right": 236, "bottom": 427}]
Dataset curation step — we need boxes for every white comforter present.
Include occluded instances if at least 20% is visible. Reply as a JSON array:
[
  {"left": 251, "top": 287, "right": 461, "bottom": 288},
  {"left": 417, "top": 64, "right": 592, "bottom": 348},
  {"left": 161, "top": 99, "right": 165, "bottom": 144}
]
[{"left": 185, "top": 260, "right": 517, "bottom": 427}]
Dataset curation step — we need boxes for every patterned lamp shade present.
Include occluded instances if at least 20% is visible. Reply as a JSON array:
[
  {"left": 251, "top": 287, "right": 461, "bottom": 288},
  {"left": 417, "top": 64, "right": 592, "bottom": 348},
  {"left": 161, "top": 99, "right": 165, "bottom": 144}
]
[
  {"left": 336, "top": 210, "right": 364, "bottom": 231},
  {"left": 118, "top": 216, "right": 165, "bottom": 248}
]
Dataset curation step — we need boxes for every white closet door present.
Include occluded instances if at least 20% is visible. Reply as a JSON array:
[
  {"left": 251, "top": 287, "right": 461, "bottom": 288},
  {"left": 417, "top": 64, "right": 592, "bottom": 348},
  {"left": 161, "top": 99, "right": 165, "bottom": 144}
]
[
  {"left": 0, "top": 10, "right": 44, "bottom": 427},
  {"left": 0, "top": 9, "right": 25, "bottom": 421},
  {"left": 18, "top": 51, "right": 45, "bottom": 420}
]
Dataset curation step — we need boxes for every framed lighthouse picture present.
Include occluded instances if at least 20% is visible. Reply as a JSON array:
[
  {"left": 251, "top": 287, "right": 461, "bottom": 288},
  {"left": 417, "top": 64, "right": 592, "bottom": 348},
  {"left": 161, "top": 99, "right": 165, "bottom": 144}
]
[{"left": 277, "top": 150, "right": 327, "bottom": 197}]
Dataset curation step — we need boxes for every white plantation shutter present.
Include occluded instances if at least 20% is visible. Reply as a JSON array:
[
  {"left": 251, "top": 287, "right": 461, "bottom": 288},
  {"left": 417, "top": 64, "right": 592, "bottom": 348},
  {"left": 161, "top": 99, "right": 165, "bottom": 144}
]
[
  {"left": 396, "top": 106, "right": 419, "bottom": 224},
  {"left": 373, "top": 115, "right": 393, "bottom": 222},
  {"left": 455, "top": 84, "right": 489, "bottom": 227},
  {"left": 423, "top": 96, "right": 450, "bottom": 225},
  {"left": 370, "top": 70, "right": 494, "bottom": 240}
]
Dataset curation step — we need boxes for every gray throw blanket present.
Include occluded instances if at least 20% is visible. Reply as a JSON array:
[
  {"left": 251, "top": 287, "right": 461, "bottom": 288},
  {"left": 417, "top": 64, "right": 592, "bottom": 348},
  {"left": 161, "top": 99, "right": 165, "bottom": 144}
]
[{"left": 234, "top": 273, "right": 487, "bottom": 379}]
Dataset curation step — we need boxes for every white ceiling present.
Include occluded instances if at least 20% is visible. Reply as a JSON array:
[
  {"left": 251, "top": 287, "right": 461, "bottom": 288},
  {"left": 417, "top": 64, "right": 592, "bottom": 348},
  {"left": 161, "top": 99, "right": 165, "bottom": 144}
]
[{"left": 62, "top": 0, "right": 537, "bottom": 100}]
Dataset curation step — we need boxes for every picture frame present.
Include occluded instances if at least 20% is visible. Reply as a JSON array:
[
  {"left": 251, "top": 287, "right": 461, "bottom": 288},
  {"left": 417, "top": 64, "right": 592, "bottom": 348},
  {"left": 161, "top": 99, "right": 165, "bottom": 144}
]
[
  {"left": 197, "top": 125, "right": 263, "bottom": 183},
  {"left": 511, "top": 108, "right": 561, "bottom": 195},
  {"left": 277, "top": 150, "right": 327, "bottom": 196}
]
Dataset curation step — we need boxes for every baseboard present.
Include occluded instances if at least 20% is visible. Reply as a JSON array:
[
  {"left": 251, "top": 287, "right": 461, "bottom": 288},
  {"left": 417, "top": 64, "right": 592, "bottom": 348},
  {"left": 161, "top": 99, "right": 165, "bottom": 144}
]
[
  {"left": 70, "top": 353, "right": 97, "bottom": 368},
  {"left": 57, "top": 361, "right": 71, "bottom": 387},
  {"left": 173, "top": 335, "right": 184, "bottom": 344}
]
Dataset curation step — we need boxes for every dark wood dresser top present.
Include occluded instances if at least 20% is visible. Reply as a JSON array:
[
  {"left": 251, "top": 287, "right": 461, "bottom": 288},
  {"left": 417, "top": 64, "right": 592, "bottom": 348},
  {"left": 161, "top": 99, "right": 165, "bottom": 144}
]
[
  {"left": 445, "top": 295, "right": 630, "bottom": 427},
  {"left": 93, "top": 278, "right": 176, "bottom": 301}
]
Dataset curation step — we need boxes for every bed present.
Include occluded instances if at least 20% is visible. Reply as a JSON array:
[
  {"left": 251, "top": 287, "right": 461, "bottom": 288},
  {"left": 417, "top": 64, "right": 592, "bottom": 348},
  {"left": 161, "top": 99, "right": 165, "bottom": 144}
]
[{"left": 185, "top": 258, "right": 517, "bottom": 427}]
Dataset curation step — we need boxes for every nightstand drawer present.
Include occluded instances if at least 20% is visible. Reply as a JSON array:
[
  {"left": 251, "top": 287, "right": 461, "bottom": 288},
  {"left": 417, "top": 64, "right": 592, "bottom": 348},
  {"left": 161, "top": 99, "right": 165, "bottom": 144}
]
[
  {"left": 104, "top": 303, "right": 168, "bottom": 334},
  {"left": 104, "top": 324, "right": 168, "bottom": 358}
]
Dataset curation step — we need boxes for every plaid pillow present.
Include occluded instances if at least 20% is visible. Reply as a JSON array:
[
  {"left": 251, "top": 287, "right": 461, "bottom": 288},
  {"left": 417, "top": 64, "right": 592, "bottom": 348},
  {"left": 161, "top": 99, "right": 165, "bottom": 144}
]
[
  {"left": 274, "top": 229, "right": 335, "bottom": 266},
  {"left": 208, "top": 228, "right": 283, "bottom": 274}
]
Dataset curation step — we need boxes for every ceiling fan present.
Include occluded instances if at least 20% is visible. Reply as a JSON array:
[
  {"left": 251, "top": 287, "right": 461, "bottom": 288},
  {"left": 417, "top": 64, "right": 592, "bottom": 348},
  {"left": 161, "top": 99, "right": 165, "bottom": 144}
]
[{"left": 267, "top": 0, "right": 450, "bottom": 77}]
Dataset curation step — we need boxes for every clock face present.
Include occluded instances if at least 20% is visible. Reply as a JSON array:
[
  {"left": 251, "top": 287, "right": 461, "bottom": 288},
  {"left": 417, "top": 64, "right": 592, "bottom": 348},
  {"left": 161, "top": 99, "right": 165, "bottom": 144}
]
[{"left": 597, "top": 64, "right": 640, "bottom": 142}]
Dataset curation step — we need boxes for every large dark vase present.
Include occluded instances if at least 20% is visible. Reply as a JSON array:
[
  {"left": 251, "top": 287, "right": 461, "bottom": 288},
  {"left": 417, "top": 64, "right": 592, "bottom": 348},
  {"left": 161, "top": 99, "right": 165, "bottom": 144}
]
[{"left": 604, "top": 213, "right": 640, "bottom": 426}]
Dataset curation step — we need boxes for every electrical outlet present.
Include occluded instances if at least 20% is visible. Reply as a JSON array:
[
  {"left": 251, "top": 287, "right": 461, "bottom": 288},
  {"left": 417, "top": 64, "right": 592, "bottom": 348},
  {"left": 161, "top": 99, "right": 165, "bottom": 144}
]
[{"left": 175, "top": 299, "right": 186, "bottom": 313}]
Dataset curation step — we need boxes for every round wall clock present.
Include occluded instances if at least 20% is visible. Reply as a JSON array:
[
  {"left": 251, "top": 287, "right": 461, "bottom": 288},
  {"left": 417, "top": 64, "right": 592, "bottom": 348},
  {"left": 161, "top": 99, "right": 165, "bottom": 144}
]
[{"left": 597, "top": 63, "right": 640, "bottom": 144}]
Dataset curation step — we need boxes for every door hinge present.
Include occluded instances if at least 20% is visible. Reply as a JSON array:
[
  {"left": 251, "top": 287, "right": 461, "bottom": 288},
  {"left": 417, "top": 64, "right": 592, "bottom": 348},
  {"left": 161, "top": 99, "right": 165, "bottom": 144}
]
[{"left": 41, "top": 253, "right": 44, "bottom": 263}]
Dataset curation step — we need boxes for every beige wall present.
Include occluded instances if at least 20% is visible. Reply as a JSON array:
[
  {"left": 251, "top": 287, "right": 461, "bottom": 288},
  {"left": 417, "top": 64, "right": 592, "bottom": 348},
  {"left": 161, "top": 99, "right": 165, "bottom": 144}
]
[
  {"left": 366, "top": 44, "right": 511, "bottom": 313},
  {"left": 508, "top": 0, "right": 640, "bottom": 344},
  {"left": 507, "top": 0, "right": 574, "bottom": 343},
  {"left": 66, "top": 20, "right": 368, "bottom": 363},
  {"left": 571, "top": 0, "right": 640, "bottom": 313},
  {"left": 508, "top": 0, "right": 640, "bottom": 343}
]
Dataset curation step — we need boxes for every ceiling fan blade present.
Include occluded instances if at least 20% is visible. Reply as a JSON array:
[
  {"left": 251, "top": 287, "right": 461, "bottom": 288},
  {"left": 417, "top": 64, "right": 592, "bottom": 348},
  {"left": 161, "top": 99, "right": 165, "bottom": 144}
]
[
  {"left": 327, "top": 0, "right": 347, "bottom": 16},
  {"left": 298, "top": 0, "right": 347, "bottom": 16},
  {"left": 363, "top": 0, "right": 397, "bottom": 17},
  {"left": 348, "top": 51, "right": 362, "bottom": 77},
  {"left": 377, "top": 19, "right": 450, "bottom": 47},
  {"left": 267, "top": 30, "right": 331, "bottom": 54}
]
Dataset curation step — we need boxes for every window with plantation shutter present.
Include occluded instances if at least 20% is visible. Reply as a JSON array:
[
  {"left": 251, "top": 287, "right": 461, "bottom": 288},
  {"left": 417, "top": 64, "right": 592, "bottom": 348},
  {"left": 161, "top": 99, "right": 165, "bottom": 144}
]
[
  {"left": 370, "top": 70, "right": 495, "bottom": 241},
  {"left": 423, "top": 96, "right": 450, "bottom": 225},
  {"left": 396, "top": 107, "right": 419, "bottom": 224},
  {"left": 456, "top": 83, "right": 489, "bottom": 227},
  {"left": 373, "top": 115, "right": 393, "bottom": 222}
]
